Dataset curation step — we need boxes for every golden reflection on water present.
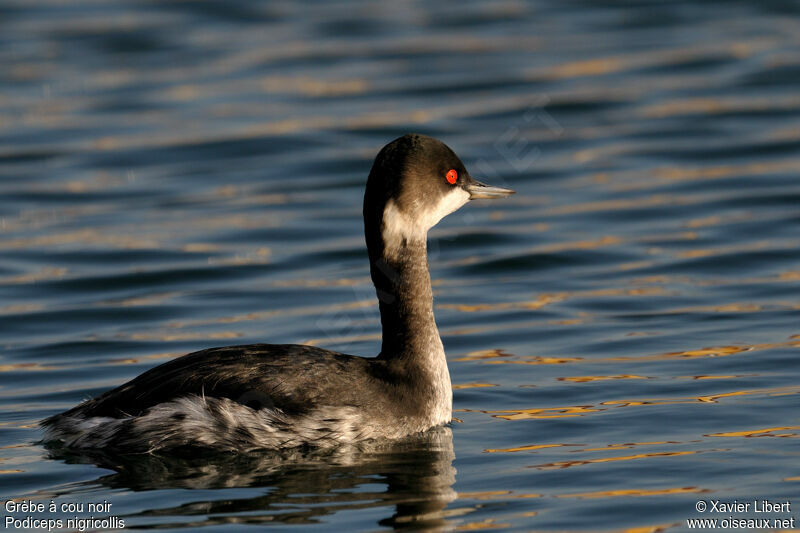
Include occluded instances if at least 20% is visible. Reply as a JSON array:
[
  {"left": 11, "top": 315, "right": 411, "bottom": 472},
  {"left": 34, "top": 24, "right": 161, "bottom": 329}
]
[
  {"left": 0, "top": 303, "right": 44, "bottom": 315},
  {"left": 558, "top": 375, "right": 649, "bottom": 383},
  {"left": 454, "top": 518, "right": 511, "bottom": 530},
  {"left": 604, "top": 384, "right": 800, "bottom": 407},
  {"left": 457, "top": 490, "right": 541, "bottom": 501},
  {"left": 577, "top": 441, "right": 683, "bottom": 452},
  {"left": 539, "top": 195, "right": 679, "bottom": 217},
  {"left": 486, "top": 405, "right": 602, "bottom": 420},
  {"left": 453, "top": 383, "right": 498, "bottom": 390},
  {"left": 677, "top": 240, "right": 773, "bottom": 260},
  {"left": 473, "top": 384, "right": 800, "bottom": 422},
  {"left": 207, "top": 247, "right": 271, "bottom": 266},
  {"left": 706, "top": 426, "right": 800, "bottom": 438},
  {"left": 270, "top": 277, "right": 370, "bottom": 288},
  {"left": 164, "top": 77, "right": 369, "bottom": 102},
  {"left": 688, "top": 374, "right": 748, "bottom": 380},
  {"left": 99, "top": 292, "right": 178, "bottom": 308},
  {"left": 482, "top": 356, "right": 585, "bottom": 366},
  {"left": 453, "top": 349, "right": 515, "bottom": 362},
  {"left": 0, "top": 363, "right": 63, "bottom": 373},
  {"left": 638, "top": 94, "right": 800, "bottom": 119},
  {"left": 170, "top": 298, "right": 374, "bottom": 328},
  {"left": 618, "top": 525, "right": 677, "bottom": 533},
  {"left": 439, "top": 287, "right": 668, "bottom": 314},
  {"left": 533, "top": 450, "right": 710, "bottom": 470},
  {"left": 122, "top": 331, "right": 242, "bottom": 342},
  {"left": 593, "top": 160, "right": 800, "bottom": 193},
  {"left": 484, "top": 443, "right": 580, "bottom": 453},
  {"left": 556, "top": 486, "right": 708, "bottom": 499},
  {"left": 106, "top": 352, "right": 182, "bottom": 366},
  {"left": 0, "top": 230, "right": 160, "bottom": 250},
  {"left": 605, "top": 345, "right": 750, "bottom": 361},
  {"left": 0, "top": 209, "right": 285, "bottom": 253},
  {"left": 474, "top": 336, "right": 800, "bottom": 369}
]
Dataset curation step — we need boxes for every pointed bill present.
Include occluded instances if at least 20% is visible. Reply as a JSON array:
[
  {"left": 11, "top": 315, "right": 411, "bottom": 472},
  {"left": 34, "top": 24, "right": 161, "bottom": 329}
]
[{"left": 465, "top": 179, "right": 515, "bottom": 200}]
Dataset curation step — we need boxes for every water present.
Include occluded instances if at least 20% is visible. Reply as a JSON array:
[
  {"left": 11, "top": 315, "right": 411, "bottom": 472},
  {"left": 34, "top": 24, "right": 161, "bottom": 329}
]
[{"left": 2, "top": 1, "right": 800, "bottom": 531}]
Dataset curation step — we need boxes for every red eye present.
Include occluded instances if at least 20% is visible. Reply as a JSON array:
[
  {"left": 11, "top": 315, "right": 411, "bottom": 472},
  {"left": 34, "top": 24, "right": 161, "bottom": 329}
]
[{"left": 446, "top": 169, "right": 458, "bottom": 184}]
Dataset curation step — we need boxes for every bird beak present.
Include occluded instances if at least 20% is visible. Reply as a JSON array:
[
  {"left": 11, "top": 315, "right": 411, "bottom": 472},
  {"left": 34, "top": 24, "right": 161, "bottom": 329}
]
[{"left": 465, "top": 178, "right": 515, "bottom": 200}]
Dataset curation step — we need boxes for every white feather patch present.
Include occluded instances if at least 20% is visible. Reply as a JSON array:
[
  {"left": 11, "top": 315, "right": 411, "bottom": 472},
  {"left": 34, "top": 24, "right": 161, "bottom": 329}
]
[{"left": 382, "top": 187, "right": 469, "bottom": 257}]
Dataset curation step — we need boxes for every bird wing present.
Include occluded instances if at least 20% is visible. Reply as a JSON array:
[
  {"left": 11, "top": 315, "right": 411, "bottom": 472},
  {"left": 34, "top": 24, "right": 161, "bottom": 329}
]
[{"left": 57, "top": 344, "right": 379, "bottom": 419}]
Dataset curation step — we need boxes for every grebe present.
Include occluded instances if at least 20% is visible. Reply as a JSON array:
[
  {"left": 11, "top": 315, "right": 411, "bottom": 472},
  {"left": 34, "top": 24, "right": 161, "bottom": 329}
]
[{"left": 42, "top": 134, "right": 514, "bottom": 453}]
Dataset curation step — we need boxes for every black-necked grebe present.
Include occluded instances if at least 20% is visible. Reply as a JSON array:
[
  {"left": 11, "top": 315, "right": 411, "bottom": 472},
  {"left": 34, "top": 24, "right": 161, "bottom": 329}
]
[{"left": 42, "top": 134, "right": 514, "bottom": 452}]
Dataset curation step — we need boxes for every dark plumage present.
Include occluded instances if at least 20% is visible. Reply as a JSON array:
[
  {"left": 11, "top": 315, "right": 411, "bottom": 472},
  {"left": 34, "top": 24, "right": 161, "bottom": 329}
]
[
  {"left": 61, "top": 345, "right": 386, "bottom": 420},
  {"left": 42, "top": 134, "right": 514, "bottom": 452}
]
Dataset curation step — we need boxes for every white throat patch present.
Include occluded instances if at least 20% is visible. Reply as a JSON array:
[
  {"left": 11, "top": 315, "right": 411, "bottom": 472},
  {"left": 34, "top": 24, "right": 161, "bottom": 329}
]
[{"left": 382, "top": 187, "right": 470, "bottom": 257}]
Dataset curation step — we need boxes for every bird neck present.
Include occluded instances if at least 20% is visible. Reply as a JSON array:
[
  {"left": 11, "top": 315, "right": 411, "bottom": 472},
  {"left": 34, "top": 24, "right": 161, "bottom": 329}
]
[
  {"left": 370, "top": 236, "right": 444, "bottom": 362},
  {"left": 368, "top": 230, "right": 452, "bottom": 423}
]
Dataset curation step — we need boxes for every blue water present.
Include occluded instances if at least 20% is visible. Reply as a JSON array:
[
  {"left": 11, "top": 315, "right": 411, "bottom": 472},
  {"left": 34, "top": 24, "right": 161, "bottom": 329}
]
[{"left": 2, "top": 1, "right": 800, "bottom": 531}]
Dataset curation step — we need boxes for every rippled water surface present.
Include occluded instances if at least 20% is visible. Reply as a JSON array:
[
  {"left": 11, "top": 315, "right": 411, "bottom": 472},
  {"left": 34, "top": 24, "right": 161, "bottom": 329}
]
[{"left": 3, "top": 1, "right": 800, "bottom": 531}]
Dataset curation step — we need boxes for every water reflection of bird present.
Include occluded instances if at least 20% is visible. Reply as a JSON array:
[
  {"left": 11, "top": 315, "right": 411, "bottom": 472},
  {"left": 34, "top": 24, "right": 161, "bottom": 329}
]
[
  {"left": 47, "top": 427, "right": 458, "bottom": 529},
  {"left": 42, "top": 134, "right": 513, "bottom": 452}
]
